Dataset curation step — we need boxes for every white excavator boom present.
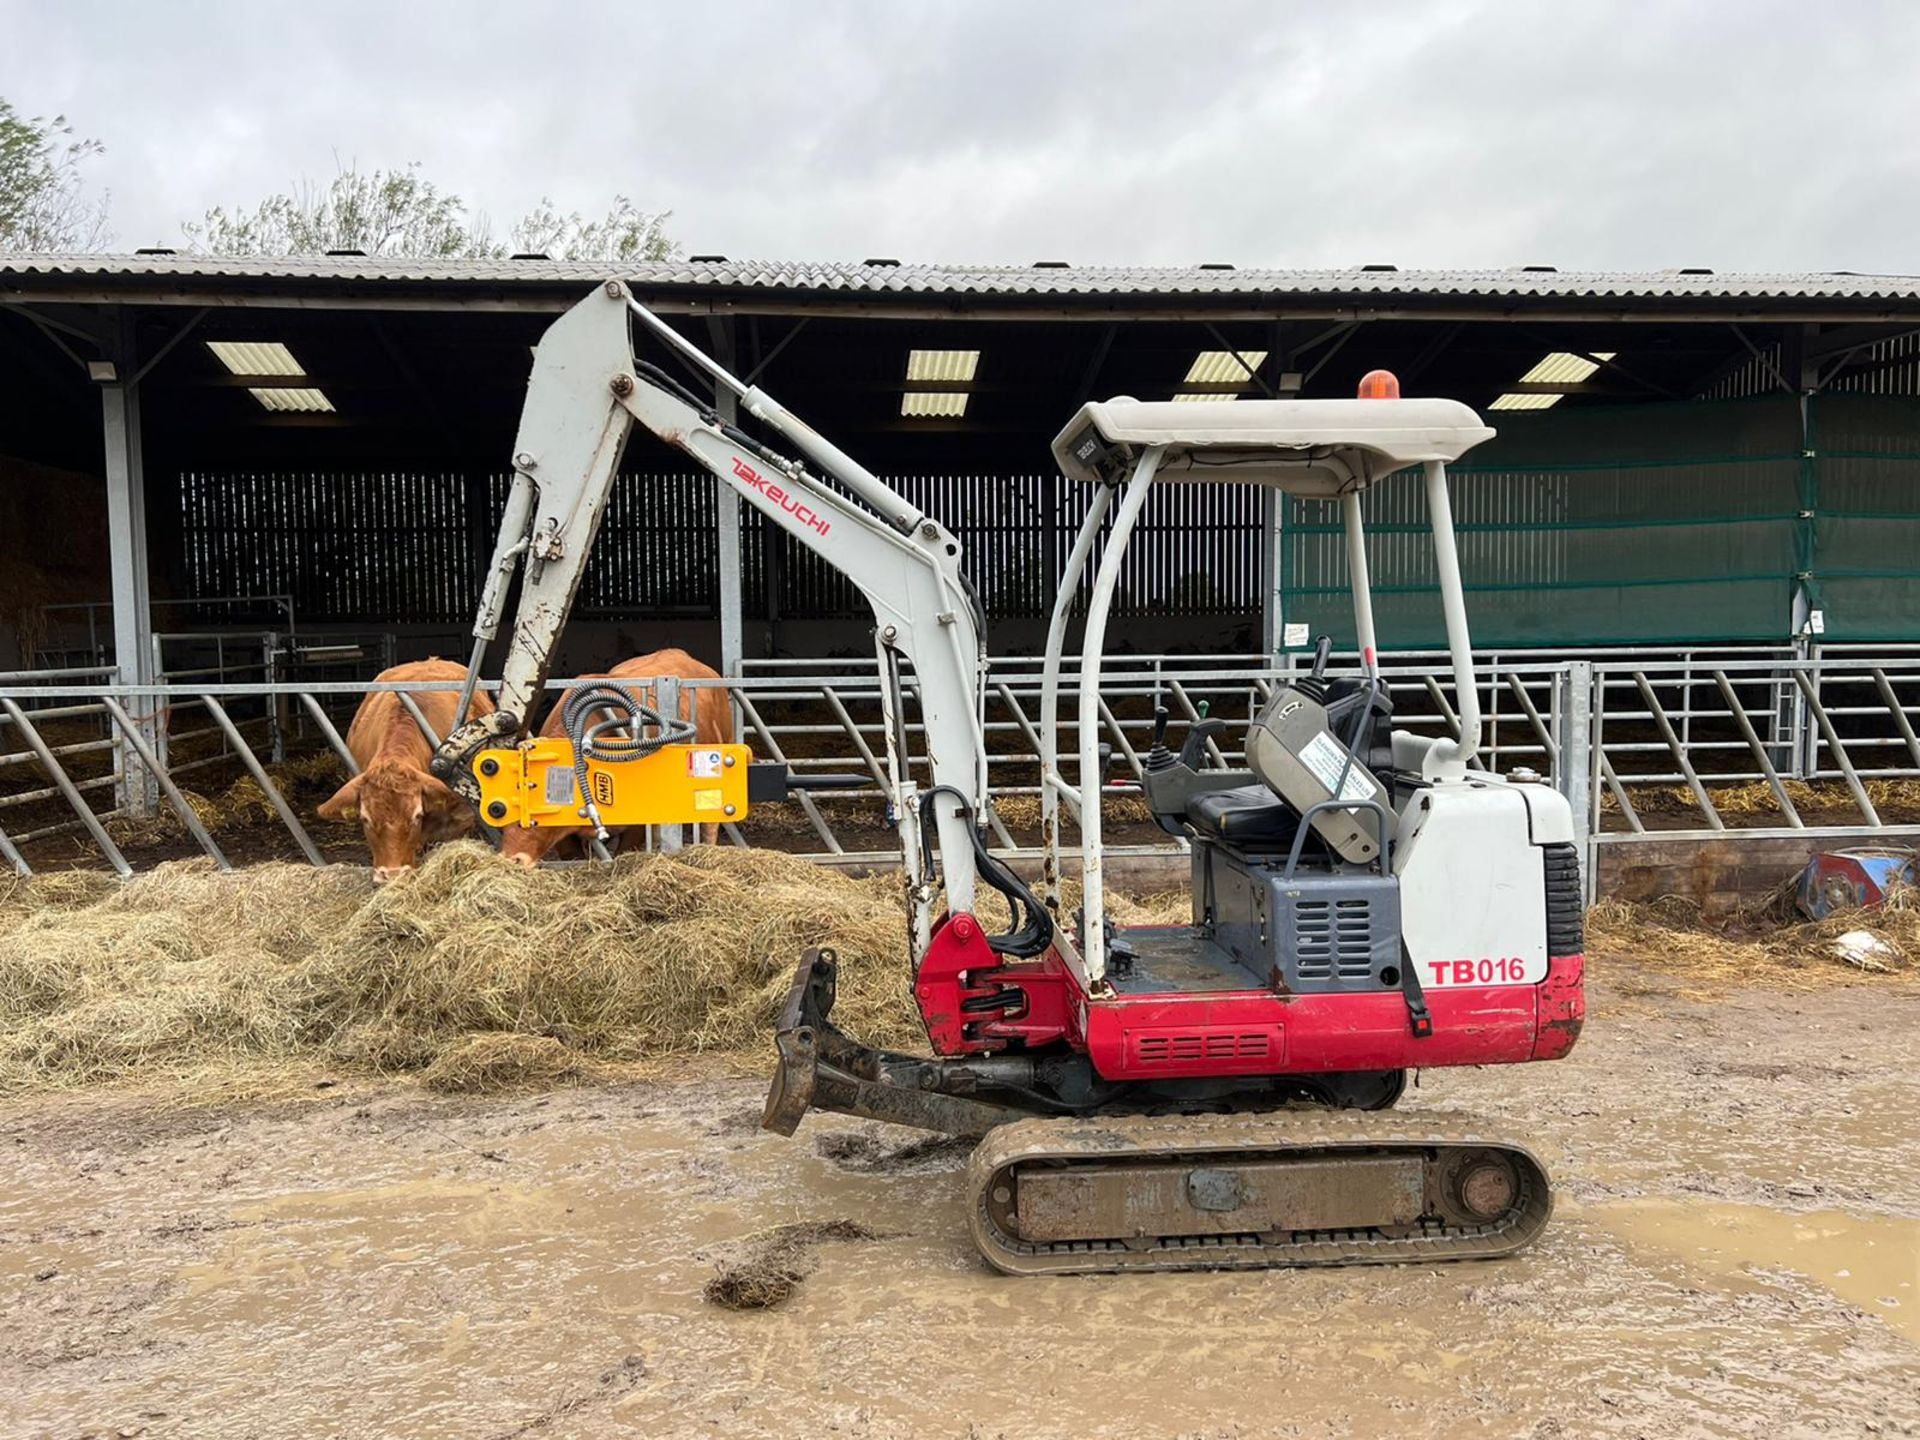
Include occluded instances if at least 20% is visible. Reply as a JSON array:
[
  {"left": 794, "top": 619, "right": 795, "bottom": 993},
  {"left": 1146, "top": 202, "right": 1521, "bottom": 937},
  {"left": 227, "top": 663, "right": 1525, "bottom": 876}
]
[{"left": 436, "top": 282, "right": 990, "bottom": 955}]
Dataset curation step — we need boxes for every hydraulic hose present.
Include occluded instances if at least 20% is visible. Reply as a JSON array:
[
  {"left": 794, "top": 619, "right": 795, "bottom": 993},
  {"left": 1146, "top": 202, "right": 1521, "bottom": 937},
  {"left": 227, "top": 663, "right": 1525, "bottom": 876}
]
[
  {"left": 919, "top": 785, "right": 1054, "bottom": 959},
  {"left": 562, "top": 683, "right": 697, "bottom": 839}
]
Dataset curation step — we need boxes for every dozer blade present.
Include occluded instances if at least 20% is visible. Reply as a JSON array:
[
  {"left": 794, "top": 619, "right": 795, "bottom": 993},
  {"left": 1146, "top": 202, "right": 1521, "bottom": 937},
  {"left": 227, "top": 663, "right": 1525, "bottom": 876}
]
[
  {"left": 762, "top": 948, "right": 1027, "bottom": 1139},
  {"left": 967, "top": 1110, "right": 1551, "bottom": 1276},
  {"left": 761, "top": 949, "right": 825, "bottom": 1137}
]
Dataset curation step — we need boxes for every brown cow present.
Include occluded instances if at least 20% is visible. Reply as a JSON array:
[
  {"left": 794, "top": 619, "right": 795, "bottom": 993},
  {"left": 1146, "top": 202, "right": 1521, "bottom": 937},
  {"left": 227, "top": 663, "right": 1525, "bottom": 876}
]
[
  {"left": 500, "top": 648, "right": 730, "bottom": 867},
  {"left": 317, "top": 658, "right": 496, "bottom": 883}
]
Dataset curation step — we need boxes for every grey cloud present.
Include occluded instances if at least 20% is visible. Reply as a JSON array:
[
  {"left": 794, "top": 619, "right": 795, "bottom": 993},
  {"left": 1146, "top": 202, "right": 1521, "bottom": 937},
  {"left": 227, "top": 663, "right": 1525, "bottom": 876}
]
[{"left": 3, "top": 0, "right": 1917, "bottom": 270}]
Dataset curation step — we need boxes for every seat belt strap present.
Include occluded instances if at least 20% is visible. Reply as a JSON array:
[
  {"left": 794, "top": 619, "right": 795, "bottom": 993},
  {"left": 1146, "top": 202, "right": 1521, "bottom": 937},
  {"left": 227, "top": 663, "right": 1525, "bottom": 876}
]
[{"left": 1400, "top": 942, "right": 1434, "bottom": 1039}]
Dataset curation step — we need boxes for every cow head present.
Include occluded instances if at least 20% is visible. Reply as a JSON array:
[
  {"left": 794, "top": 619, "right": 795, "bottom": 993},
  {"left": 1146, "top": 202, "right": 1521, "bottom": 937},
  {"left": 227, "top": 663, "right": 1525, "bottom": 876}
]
[
  {"left": 318, "top": 761, "right": 466, "bottom": 883},
  {"left": 497, "top": 820, "right": 566, "bottom": 870}
]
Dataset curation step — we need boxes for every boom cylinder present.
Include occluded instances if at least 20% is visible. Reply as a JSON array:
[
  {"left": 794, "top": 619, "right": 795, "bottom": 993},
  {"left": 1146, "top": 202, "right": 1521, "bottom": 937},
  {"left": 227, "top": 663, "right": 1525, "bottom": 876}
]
[{"left": 622, "top": 295, "right": 923, "bottom": 534}]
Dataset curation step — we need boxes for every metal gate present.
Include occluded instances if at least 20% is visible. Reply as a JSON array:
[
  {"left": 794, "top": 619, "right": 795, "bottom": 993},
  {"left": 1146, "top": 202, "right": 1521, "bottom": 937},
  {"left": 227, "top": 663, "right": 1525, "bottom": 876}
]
[{"left": 4, "top": 646, "right": 1918, "bottom": 900}]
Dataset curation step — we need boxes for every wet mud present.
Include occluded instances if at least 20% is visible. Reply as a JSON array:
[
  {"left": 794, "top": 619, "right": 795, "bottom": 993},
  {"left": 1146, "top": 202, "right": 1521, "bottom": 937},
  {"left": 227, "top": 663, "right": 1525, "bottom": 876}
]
[{"left": 2, "top": 966, "right": 1917, "bottom": 1439}]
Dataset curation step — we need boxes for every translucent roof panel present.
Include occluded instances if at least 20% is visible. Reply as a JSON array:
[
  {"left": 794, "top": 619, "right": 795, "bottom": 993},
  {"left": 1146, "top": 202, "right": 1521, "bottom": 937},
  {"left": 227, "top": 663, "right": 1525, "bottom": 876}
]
[
  {"left": 207, "top": 340, "right": 306, "bottom": 376},
  {"left": 901, "top": 392, "right": 968, "bottom": 418},
  {"left": 248, "top": 386, "right": 335, "bottom": 413},
  {"left": 905, "top": 349, "right": 979, "bottom": 383}
]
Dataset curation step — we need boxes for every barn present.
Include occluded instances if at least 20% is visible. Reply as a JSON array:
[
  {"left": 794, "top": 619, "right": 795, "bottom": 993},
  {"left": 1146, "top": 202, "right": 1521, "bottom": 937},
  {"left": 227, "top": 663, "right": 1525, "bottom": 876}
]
[
  {"left": 9, "top": 255, "right": 1920, "bottom": 666},
  {"left": 4, "top": 254, "right": 1920, "bottom": 896}
]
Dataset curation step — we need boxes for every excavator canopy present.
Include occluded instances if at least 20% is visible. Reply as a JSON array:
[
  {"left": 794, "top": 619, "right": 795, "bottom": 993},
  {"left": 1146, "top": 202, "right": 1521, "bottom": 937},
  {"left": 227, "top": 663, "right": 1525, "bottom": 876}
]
[{"left": 1051, "top": 395, "right": 1495, "bottom": 496}]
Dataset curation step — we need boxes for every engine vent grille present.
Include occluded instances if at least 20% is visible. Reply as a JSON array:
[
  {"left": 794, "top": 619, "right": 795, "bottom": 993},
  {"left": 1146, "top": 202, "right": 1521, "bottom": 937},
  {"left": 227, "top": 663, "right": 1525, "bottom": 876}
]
[
  {"left": 1544, "top": 842, "right": 1584, "bottom": 955},
  {"left": 1131, "top": 1028, "right": 1277, "bottom": 1066},
  {"left": 1291, "top": 896, "right": 1377, "bottom": 979}
]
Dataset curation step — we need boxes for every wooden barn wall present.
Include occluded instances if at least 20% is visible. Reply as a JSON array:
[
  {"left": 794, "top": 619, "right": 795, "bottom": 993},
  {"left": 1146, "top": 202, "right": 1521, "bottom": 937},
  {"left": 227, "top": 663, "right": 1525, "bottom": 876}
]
[
  {"left": 0, "top": 455, "right": 112, "bottom": 668},
  {"left": 169, "top": 469, "right": 1268, "bottom": 640}
]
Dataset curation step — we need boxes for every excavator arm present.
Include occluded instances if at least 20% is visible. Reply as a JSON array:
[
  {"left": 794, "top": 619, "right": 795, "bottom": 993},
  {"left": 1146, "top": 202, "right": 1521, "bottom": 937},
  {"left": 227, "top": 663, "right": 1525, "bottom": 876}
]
[{"left": 435, "top": 281, "right": 990, "bottom": 951}]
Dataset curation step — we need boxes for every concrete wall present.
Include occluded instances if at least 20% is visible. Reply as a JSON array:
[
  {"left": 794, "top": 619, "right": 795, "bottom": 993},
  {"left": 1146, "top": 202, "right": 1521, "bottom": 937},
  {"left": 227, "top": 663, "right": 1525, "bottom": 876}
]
[{"left": 1593, "top": 832, "right": 1891, "bottom": 916}]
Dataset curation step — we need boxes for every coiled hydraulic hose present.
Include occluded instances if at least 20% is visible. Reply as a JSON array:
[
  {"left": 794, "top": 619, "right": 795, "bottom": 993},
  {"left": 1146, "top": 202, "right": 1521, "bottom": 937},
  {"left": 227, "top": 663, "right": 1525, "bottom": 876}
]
[
  {"left": 562, "top": 682, "right": 697, "bottom": 840},
  {"left": 919, "top": 785, "right": 1054, "bottom": 959}
]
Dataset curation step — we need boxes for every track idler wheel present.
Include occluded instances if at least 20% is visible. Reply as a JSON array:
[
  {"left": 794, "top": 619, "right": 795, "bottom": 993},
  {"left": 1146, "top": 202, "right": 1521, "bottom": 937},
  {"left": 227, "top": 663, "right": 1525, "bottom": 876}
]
[{"left": 1435, "top": 1148, "right": 1523, "bottom": 1227}]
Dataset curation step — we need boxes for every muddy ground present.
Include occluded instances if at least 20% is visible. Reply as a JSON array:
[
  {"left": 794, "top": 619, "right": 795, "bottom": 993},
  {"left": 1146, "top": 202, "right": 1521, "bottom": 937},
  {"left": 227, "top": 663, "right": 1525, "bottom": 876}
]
[{"left": 2, "top": 965, "right": 1918, "bottom": 1440}]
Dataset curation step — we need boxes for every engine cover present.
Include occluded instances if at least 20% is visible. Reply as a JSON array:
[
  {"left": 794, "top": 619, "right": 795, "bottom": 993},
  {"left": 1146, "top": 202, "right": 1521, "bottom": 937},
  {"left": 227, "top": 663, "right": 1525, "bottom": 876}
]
[{"left": 1202, "top": 842, "right": 1404, "bottom": 994}]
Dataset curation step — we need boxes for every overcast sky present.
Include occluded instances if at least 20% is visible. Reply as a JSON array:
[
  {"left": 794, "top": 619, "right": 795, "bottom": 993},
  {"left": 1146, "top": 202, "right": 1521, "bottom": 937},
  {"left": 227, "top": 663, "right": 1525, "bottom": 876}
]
[{"left": 4, "top": 0, "right": 1917, "bottom": 271}]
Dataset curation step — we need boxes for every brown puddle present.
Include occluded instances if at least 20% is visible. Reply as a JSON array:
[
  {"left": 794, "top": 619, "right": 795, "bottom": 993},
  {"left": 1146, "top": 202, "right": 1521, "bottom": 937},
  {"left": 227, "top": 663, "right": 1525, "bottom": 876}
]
[{"left": 1593, "top": 1197, "right": 1920, "bottom": 1343}]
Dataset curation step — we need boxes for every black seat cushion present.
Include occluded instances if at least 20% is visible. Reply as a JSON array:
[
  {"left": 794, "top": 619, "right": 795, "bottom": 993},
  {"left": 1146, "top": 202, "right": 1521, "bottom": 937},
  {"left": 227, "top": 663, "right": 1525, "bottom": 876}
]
[{"left": 1185, "top": 784, "right": 1303, "bottom": 847}]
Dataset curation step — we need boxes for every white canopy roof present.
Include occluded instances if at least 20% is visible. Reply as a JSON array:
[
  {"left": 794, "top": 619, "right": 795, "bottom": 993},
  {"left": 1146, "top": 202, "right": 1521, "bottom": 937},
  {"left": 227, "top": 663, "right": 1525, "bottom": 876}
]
[{"left": 1051, "top": 396, "right": 1496, "bottom": 495}]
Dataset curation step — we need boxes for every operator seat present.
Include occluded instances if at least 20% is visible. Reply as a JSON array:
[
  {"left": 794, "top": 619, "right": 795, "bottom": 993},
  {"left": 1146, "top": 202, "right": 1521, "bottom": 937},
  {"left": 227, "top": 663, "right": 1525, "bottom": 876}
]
[
  {"left": 1182, "top": 676, "right": 1398, "bottom": 853},
  {"left": 1184, "top": 785, "right": 1306, "bottom": 847}
]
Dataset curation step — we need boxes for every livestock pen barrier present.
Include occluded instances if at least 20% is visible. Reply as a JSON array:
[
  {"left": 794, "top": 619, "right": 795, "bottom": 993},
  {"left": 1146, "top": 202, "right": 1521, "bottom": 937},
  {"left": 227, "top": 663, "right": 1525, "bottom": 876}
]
[{"left": 2, "top": 645, "right": 1918, "bottom": 908}]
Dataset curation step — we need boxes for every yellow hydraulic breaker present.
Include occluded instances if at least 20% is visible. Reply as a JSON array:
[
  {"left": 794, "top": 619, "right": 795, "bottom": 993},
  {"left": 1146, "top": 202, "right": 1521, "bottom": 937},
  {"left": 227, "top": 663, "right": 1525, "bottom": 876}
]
[{"left": 471, "top": 738, "right": 756, "bottom": 829}]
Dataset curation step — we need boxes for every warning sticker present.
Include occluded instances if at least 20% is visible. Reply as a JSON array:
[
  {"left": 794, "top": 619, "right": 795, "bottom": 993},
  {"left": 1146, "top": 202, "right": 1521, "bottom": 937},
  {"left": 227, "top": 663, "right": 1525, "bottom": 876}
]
[
  {"left": 543, "top": 766, "right": 576, "bottom": 807},
  {"left": 1298, "top": 731, "right": 1378, "bottom": 804},
  {"left": 693, "top": 788, "right": 724, "bottom": 812},
  {"left": 686, "top": 749, "right": 724, "bottom": 778}
]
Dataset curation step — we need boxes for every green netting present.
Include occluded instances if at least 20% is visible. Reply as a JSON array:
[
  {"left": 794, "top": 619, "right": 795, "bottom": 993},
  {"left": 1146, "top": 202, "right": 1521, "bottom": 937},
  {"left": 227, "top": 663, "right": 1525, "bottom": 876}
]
[
  {"left": 1806, "top": 395, "right": 1920, "bottom": 639},
  {"left": 1279, "top": 393, "right": 1920, "bottom": 649}
]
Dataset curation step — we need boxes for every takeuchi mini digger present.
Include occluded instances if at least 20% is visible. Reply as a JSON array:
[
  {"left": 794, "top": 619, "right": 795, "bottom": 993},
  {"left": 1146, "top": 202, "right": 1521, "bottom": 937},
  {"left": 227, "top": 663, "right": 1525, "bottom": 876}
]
[{"left": 434, "top": 282, "right": 1587, "bottom": 1276}]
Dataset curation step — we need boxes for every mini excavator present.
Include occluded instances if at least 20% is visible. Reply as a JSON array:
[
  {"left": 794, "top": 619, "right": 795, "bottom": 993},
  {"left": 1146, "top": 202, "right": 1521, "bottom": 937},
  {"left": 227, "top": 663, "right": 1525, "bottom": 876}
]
[{"left": 435, "top": 282, "right": 1587, "bottom": 1276}]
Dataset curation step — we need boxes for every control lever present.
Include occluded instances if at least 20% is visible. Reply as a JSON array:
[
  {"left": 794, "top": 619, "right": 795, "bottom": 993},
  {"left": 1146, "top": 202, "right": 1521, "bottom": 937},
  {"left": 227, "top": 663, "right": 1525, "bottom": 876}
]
[
  {"left": 1179, "top": 718, "right": 1227, "bottom": 769},
  {"left": 1310, "top": 634, "right": 1333, "bottom": 681},
  {"left": 1143, "top": 704, "right": 1176, "bottom": 773}
]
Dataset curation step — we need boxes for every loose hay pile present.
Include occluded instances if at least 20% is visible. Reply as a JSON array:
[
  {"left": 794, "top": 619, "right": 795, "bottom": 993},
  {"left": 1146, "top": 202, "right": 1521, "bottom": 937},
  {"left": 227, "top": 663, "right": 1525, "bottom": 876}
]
[
  {"left": 747, "top": 791, "right": 1157, "bottom": 839},
  {"left": 1587, "top": 884, "right": 1920, "bottom": 991},
  {"left": 1601, "top": 777, "right": 1920, "bottom": 822},
  {"left": 419, "top": 1032, "right": 583, "bottom": 1093},
  {"left": 0, "top": 842, "right": 1188, "bottom": 1096},
  {"left": 0, "top": 843, "right": 920, "bottom": 1095},
  {"left": 988, "top": 793, "right": 1155, "bottom": 831},
  {"left": 105, "top": 750, "right": 350, "bottom": 846}
]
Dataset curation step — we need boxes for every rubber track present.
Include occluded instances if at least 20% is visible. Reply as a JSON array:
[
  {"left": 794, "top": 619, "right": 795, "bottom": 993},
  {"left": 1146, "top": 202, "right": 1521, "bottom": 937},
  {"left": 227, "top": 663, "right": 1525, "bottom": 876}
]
[{"left": 967, "top": 1109, "right": 1552, "bottom": 1276}]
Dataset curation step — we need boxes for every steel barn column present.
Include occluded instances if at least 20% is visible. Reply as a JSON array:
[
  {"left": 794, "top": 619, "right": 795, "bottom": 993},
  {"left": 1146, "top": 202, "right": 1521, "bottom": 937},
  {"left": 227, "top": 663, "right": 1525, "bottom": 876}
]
[{"left": 99, "top": 307, "right": 157, "bottom": 813}]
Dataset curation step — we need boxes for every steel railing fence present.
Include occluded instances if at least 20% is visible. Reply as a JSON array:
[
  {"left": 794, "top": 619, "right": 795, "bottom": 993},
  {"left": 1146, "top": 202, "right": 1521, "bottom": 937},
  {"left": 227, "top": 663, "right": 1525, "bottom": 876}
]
[
  {"left": 27, "top": 594, "right": 299, "bottom": 672},
  {"left": 3, "top": 645, "right": 1917, "bottom": 897}
]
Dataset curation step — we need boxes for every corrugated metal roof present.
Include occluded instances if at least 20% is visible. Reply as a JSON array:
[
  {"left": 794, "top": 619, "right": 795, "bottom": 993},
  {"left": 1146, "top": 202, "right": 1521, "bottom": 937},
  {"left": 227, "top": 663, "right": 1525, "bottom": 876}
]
[
  {"left": 1487, "top": 391, "right": 1562, "bottom": 412},
  {"left": 5, "top": 252, "right": 1920, "bottom": 302},
  {"left": 901, "top": 391, "right": 969, "bottom": 418}
]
